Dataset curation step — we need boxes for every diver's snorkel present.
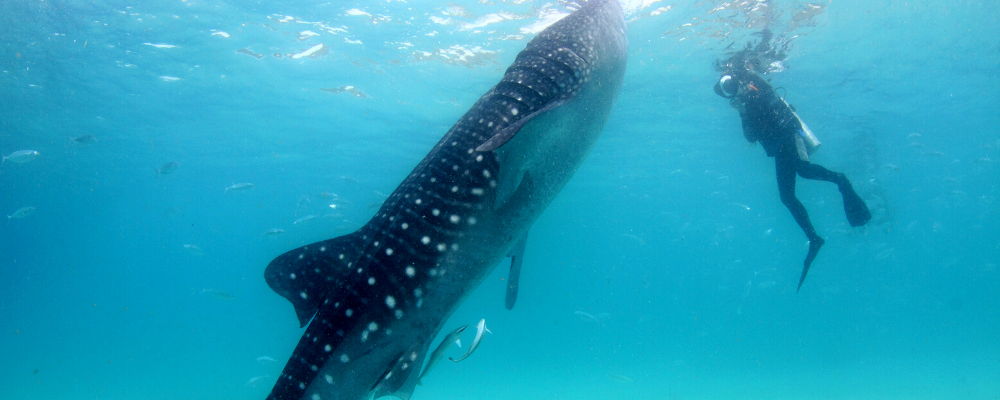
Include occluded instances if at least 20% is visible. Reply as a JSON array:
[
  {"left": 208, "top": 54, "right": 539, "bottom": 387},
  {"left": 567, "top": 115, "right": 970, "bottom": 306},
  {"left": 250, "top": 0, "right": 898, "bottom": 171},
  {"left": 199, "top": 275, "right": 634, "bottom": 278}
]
[{"left": 714, "top": 74, "right": 738, "bottom": 99}]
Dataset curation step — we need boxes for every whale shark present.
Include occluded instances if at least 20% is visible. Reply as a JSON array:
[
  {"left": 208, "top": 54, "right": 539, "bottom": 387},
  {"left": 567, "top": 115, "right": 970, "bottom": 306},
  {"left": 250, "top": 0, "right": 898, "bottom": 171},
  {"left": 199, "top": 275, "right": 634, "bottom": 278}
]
[{"left": 263, "top": 1, "right": 628, "bottom": 399}]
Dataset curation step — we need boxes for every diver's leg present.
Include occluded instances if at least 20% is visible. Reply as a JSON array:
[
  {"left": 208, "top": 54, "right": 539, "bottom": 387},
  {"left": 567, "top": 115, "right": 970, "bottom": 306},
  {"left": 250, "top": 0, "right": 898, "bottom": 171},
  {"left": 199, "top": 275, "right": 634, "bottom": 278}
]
[
  {"left": 776, "top": 154, "right": 823, "bottom": 292},
  {"left": 777, "top": 156, "right": 821, "bottom": 242},
  {"left": 797, "top": 162, "right": 871, "bottom": 227},
  {"left": 796, "top": 161, "right": 846, "bottom": 183}
]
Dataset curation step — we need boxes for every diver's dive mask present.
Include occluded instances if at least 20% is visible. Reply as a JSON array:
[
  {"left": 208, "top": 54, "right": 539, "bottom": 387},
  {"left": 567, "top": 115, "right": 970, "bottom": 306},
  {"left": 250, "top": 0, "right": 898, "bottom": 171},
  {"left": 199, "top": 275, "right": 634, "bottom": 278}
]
[{"left": 713, "top": 74, "right": 739, "bottom": 98}]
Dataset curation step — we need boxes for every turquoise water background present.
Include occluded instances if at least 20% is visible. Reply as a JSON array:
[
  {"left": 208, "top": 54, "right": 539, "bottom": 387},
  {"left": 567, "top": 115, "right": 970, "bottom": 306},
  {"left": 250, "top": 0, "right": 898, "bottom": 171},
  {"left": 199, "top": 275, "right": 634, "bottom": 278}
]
[{"left": 2, "top": 0, "right": 998, "bottom": 399}]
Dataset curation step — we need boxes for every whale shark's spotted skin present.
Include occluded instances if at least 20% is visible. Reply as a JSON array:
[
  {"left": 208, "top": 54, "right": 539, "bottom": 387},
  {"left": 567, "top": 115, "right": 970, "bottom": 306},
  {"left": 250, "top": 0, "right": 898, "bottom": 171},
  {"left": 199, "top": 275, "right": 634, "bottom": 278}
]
[{"left": 263, "top": 2, "right": 628, "bottom": 400}]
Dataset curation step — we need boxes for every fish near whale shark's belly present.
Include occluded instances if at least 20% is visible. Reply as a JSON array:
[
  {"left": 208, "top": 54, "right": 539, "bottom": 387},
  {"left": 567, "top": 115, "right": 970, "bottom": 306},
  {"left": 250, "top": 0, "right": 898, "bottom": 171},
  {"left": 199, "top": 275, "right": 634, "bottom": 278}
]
[{"left": 263, "top": 1, "right": 627, "bottom": 400}]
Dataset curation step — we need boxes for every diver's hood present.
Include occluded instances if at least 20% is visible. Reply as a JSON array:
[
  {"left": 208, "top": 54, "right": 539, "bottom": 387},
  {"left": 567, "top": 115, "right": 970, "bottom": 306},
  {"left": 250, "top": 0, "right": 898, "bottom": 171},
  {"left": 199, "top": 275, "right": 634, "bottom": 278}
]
[{"left": 714, "top": 74, "right": 738, "bottom": 98}]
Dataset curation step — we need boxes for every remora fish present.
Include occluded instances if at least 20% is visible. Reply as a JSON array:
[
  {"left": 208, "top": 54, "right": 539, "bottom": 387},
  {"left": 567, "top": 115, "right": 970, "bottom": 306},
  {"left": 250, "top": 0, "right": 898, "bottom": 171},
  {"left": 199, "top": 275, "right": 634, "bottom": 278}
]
[
  {"left": 416, "top": 324, "right": 467, "bottom": 384},
  {"left": 449, "top": 319, "right": 489, "bottom": 363},
  {"left": 262, "top": 2, "right": 627, "bottom": 400}
]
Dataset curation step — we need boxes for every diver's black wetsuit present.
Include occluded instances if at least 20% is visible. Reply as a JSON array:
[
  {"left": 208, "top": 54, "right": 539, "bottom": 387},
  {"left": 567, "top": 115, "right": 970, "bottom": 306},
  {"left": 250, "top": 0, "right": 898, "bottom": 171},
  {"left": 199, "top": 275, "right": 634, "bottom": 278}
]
[{"left": 720, "top": 69, "right": 871, "bottom": 291}]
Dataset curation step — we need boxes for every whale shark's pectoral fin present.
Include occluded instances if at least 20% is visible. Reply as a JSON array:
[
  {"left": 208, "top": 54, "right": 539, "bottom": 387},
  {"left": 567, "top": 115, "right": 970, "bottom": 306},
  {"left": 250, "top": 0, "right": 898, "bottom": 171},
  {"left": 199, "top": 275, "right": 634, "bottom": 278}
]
[
  {"left": 264, "top": 231, "right": 367, "bottom": 327},
  {"left": 504, "top": 232, "right": 529, "bottom": 310},
  {"left": 476, "top": 99, "right": 567, "bottom": 152},
  {"left": 372, "top": 342, "right": 427, "bottom": 400}
]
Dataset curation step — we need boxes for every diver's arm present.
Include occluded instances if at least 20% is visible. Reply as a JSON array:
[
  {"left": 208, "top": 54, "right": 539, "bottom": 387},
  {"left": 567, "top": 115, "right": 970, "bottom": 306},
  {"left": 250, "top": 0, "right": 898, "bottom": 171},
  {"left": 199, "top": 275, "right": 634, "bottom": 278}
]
[{"left": 741, "top": 116, "right": 759, "bottom": 143}]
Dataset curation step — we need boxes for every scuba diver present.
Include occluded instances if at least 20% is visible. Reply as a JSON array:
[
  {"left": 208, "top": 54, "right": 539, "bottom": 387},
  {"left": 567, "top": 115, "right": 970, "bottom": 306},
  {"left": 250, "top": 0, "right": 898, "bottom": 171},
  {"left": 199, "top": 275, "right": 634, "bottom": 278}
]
[{"left": 713, "top": 31, "right": 872, "bottom": 292}]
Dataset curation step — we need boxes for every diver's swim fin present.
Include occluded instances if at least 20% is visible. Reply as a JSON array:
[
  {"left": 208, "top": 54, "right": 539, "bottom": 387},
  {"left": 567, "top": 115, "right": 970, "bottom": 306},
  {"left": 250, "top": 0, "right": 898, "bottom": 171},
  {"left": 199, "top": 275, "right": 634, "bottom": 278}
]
[
  {"left": 797, "top": 237, "right": 825, "bottom": 293},
  {"left": 840, "top": 183, "right": 872, "bottom": 227}
]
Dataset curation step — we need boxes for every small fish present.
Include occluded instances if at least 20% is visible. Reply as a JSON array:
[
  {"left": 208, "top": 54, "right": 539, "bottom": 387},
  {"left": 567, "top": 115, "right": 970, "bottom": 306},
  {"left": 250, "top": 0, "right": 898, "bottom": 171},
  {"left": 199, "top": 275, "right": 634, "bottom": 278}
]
[
  {"left": 607, "top": 373, "right": 634, "bottom": 383},
  {"left": 574, "top": 310, "right": 605, "bottom": 325},
  {"left": 7, "top": 206, "right": 36, "bottom": 219},
  {"left": 143, "top": 43, "right": 177, "bottom": 49},
  {"left": 183, "top": 244, "right": 204, "bottom": 256},
  {"left": 70, "top": 135, "right": 98, "bottom": 145},
  {"left": 202, "top": 288, "right": 235, "bottom": 300},
  {"left": 623, "top": 233, "right": 645, "bottom": 245},
  {"left": 236, "top": 48, "right": 264, "bottom": 59},
  {"left": 293, "top": 215, "right": 317, "bottom": 225},
  {"left": 418, "top": 324, "right": 467, "bottom": 383},
  {"left": 757, "top": 281, "right": 776, "bottom": 289},
  {"left": 261, "top": 228, "right": 286, "bottom": 237},
  {"left": 450, "top": 319, "right": 490, "bottom": 362},
  {"left": 2, "top": 150, "right": 40, "bottom": 164},
  {"left": 256, "top": 356, "right": 277, "bottom": 363},
  {"left": 246, "top": 375, "right": 270, "bottom": 386},
  {"left": 154, "top": 161, "right": 179, "bottom": 176},
  {"left": 225, "top": 183, "right": 254, "bottom": 192}
]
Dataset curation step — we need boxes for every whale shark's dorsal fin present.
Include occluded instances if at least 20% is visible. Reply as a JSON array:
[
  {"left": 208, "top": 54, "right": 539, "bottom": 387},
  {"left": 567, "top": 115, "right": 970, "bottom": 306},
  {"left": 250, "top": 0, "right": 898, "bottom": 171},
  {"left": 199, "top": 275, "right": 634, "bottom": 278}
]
[{"left": 264, "top": 231, "right": 368, "bottom": 327}]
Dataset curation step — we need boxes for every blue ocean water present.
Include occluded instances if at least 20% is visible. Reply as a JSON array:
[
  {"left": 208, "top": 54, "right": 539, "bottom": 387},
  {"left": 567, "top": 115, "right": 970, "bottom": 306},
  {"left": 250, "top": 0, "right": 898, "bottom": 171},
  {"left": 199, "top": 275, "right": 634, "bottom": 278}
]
[{"left": 1, "top": 0, "right": 998, "bottom": 398}]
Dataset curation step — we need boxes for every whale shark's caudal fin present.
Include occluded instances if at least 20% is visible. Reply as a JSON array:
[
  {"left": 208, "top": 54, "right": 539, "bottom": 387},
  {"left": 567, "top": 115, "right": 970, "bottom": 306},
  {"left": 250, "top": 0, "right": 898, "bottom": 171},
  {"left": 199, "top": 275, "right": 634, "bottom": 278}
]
[{"left": 504, "top": 233, "right": 528, "bottom": 310}]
